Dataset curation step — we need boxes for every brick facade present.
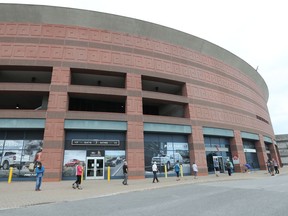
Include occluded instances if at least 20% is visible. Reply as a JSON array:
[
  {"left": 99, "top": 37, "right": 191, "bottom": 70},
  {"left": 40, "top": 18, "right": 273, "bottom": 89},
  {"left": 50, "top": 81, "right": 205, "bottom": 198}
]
[{"left": 0, "top": 4, "right": 277, "bottom": 181}]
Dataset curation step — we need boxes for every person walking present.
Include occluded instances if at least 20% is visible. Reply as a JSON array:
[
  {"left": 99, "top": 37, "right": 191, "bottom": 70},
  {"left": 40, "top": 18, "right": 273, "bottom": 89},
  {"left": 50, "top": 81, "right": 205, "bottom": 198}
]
[
  {"left": 72, "top": 161, "right": 83, "bottom": 190},
  {"left": 225, "top": 159, "right": 232, "bottom": 176},
  {"left": 266, "top": 159, "right": 271, "bottom": 174},
  {"left": 122, "top": 161, "right": 128, "bottom": 185},
  {"left": 272, "top": 158, "right": 279, "bottom": 174},
  {"left": 35, "top": 162, "right": 45, "bottom": 191},
  {"left": 174, "top": 160, "right": 180, "bottom": 181},
  {"left": 230, "top": 160, "right": 234, "bottom": 174},
  {"left": 267, "top": 159, "right": 275, "bottom": 176},
  {"left": 192, "top": 162, "right": 198, "bottom": 179},
  {"left": 152, "top": 161, "right": 159, "bottom": 183},
  {"left": 213, "top": 158, "right": 220, "bottom": 177}
]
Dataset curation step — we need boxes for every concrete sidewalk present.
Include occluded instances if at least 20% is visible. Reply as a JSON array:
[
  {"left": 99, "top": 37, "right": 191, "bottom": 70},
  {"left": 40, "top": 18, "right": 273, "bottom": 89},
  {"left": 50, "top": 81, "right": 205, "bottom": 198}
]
[{"left": 1, "top": 167, "right": 287, "bottom": 210}]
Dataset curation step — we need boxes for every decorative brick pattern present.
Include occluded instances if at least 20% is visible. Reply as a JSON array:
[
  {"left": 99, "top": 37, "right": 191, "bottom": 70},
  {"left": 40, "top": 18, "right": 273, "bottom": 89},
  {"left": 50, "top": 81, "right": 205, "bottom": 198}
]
[
  {"left": 89, "top": 29, "right": 101, "bottom": 41},
  {"left": 112, "top": 52, "right": 124, "bottom": 65},
  {"left": 124, "top": 34, "right": 135, "bottom": 47},
  {"left": 13, "top": 45, "right": 25, "bottom": 57},
  {"left": 0, "top": 22, "right": 267, "bottom": 103},
  {"left": 51, "top": 46, "right": 63, "bottom": 59},
  {"left": 17, "top": 24, "right": 30, "bottom": 35},
  {"left": 188, "top": 104, "right": 272, "bottom": 135},
  {"left": 25, "top": 45, "right": 38, "bottom": 58},
  {"left": 187, "top": 83, "right": 268, "bottom": 118}
]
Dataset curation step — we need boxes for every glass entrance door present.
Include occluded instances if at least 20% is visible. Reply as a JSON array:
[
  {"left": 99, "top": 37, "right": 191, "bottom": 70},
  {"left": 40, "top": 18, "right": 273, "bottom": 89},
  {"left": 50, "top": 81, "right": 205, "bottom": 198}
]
[
  {"left": 213, "top": 156, "right": 225, "bottom": 173},
  {"left": 86, "top": 157, "right": 105, "bottom": 180}
]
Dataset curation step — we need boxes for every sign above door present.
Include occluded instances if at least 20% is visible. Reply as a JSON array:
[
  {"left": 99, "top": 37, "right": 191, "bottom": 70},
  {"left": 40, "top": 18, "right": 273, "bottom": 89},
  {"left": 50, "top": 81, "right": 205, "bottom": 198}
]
[{"left": 71, "top": 139, "right": 120, "bottom": 146}]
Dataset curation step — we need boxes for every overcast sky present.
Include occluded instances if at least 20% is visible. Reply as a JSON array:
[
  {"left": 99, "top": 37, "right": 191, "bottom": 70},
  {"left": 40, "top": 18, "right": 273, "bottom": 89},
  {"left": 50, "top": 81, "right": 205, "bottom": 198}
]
[{"left": 1, "top": 0, "right": 287, "bottom": 135}]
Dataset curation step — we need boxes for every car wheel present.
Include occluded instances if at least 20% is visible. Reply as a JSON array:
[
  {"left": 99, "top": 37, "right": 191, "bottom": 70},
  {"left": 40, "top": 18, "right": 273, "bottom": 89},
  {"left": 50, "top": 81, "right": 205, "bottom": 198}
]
[{"left": 3, "top": 161, "right": 9, "bottom": 170}]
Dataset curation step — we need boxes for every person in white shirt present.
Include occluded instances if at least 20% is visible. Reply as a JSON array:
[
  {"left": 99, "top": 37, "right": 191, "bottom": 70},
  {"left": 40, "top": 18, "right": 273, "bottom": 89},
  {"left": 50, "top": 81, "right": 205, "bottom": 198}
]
[
  {"left": 192, "top": 162, "right": 198, "bottom": 179},
  {"left": 152, "top": 161, "right": 159, "bottom": 183}
]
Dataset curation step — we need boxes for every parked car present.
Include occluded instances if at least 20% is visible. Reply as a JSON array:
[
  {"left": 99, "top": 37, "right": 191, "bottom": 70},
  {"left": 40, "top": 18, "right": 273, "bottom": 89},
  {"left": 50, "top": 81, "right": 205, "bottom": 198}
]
[
  {"left": 152, "top": 152, "right": 183, "bottom": 170},
  {"left": 0, "top": 151, "right": 31, "bottom": 170},
  {"left": 65, "top": 159, "right": 80, "bottom": 167},
  {"left": 105, "top": 157, "right": 122, "bottom": 167}
]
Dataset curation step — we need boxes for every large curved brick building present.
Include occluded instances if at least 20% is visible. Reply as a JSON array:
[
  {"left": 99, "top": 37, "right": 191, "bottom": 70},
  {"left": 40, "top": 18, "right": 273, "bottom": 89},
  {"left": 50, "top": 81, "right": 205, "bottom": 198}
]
[{"left": 0, "top": 4, "right": 278, "bottom": 181}]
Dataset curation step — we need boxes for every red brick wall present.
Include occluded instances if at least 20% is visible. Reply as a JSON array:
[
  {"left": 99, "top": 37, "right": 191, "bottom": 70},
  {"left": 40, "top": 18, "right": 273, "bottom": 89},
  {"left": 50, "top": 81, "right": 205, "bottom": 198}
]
[{"left": 0, "top": 22, "right": 275, "bottom": 179}]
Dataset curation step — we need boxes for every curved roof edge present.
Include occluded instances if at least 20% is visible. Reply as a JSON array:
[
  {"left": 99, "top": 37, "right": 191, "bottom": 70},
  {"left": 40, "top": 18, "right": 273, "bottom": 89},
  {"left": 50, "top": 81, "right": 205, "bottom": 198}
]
[{"left": 0, "top": 3, "right": 269, "bottom": 101}]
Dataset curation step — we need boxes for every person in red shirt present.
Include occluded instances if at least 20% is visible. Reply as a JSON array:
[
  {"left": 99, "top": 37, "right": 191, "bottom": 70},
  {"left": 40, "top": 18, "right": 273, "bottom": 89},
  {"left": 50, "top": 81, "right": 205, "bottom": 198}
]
[{"left": 72, "top": 161, "right": 83, "bottom": 190}]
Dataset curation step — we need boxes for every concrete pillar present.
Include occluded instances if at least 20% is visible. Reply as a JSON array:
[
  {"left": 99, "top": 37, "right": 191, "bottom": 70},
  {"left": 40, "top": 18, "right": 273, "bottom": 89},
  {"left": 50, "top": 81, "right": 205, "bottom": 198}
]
[
  {"left": 188, "top": 126, "right": 207, "bottom": 176},
  {"left": 268, "top": 140, "right": 280, "bottom": 164},
  {"left": 274, "top": 144, "right": 283, "bottom": 167},
  {"left": 42, "top": 67, "right": 69, "bottom": 181},
  {"left": 125, "top": 73, "right": 144, "bottom": 179},
  {"left": 230, "top": 130, "right": 246, "bottom": 172},
  {"left": 256, "top": 134, "right": 268, "bottom": 170},
  {"left": 184, "top": 83, "right": 207, "bottom": 175}
]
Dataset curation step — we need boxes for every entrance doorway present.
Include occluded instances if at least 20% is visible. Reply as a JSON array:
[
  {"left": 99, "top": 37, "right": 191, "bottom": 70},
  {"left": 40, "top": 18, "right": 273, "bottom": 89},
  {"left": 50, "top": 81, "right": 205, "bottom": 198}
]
[
  {"left": 213, "top": 156, "right": 225, "bottom": 173},
  {"left": 86, "top": 157, "right": 105, "bottom": 180}
]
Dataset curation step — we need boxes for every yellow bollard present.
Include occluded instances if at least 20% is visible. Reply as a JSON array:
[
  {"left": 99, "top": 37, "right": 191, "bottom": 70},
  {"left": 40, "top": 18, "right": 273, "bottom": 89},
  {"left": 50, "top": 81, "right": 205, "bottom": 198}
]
[
  {"left": 81, "top": 167, "right": 84, "bottom": 183},
  {"left": 180, "top": 164, "right": 183, "bottom": 178},
  {"left": 107, "top": 166, "right": 110, "bottom": 181},
  {"left": 164, "top": 164, "right": 167, "bottom": 178},
  {"left": 8, "top": 167, "right": 13, "bottom": 183}
]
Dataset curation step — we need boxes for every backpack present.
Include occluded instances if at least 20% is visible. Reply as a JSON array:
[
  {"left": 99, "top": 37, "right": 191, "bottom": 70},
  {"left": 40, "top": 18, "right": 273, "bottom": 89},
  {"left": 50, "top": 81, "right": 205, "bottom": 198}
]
[
  {"left": 174, "top": 164, "right": 180, "bottom": 172},
  {"left": 226, "top": 162, "right": 231, "bottom": 168}
]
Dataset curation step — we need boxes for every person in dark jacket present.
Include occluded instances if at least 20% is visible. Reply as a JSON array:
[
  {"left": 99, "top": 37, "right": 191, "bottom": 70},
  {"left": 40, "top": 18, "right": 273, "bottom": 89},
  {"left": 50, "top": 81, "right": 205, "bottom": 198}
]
[
  {"left": 272, "top": 158, "right": 279, "bottom": 174},
  {"left": 267, "top": 159, "right": 275, "bottom": 176},
  {"left": 122, "top": 161, "right": 128, "bottom": 185},
  {"left": 225, "top": 159, "right": 232, "bottom": 176},
  {"left": 174, "top": 160, "right": 180, "bottom": 181}
]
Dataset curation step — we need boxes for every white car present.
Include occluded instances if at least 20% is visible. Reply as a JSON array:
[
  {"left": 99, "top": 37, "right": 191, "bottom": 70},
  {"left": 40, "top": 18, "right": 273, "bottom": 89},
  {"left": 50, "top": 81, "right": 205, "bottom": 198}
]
[
  {"left": 152, "top": 153, "right": 183, "bottom": 170},
  {"left": 0, "top": 151, "right": 31, "bottom": 170}
]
